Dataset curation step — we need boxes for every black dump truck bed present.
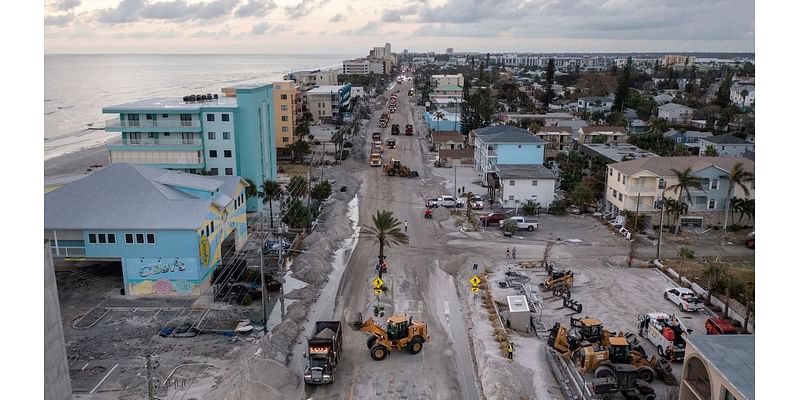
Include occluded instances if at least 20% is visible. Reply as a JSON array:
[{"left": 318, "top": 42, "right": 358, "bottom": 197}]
[{"left": 304, "top": 321, "right": 342, "bottom": 384}]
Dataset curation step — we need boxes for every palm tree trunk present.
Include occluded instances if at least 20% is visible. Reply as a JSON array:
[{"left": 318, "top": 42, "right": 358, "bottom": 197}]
[
  {"left": 722, "top": 185, "right": 733, "bottom": 232},
  {"left": 674, "top": 188, "right": 684, "bottom": 233},
  {"left": 268, "top": 200, "right": 274, "bottom": 229}
]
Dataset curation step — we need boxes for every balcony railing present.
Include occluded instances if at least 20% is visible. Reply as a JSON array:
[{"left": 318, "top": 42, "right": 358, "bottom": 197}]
[
  {"left": 117, "top": 138, "right": 202, "bottom": 146},
  {"left": 105, "top": 118, "right": 201, "bottom": 129},
  {"left": 627, "top": 184, "right": 658, "bottom": 192}
]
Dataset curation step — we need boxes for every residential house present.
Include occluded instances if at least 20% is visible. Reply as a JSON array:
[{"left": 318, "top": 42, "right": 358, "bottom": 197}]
[
  {"left": 629, "top": 119, "right": 650, "bottom": 134},
  {"left": 729, "top": 78, "right": 755, "bottom": 108},
  {"left": 103, "top": 84, "right": 276, "bottom": 211},
  {"left": 577, "top": 126, "right": 628, "bottom": 144},
  {"left": 431, "top": 131, "right": 466, "bottom": 151},
  {"left": 436, "top": 148, "right": 473, "bottom": 166},
  {"left": 605, "top": 156, "right": 755, "bottom": 226},
  {"left": 470, "top": 125, "right": 546, "bottom": 186},
  {"left": 557, "top": 119, "right": 588, "bottom": 139},
  {"left": 576, "top": 96, "right": 614, "bottom": 112},
  {"left": 488, "top": 164, "right": 557, "bottom": 209},
  {"left": 658, "top": 103, "right": 695, "bottom": 124},
  {"left": 498, "top": 112, "right": 574, "bottom": 126},
  {"left": 579, "top": 143, "right": 659, "bottom": 163},
  {"left": 305, "top": 84, "right": 352, "bottom": 123},
  {"left": 44, "top": 164, "right": 249, "bottom": 296},
  {"left": 652, "top": 94, "right": 674, "bottom": 105},
  {"left": 679, "top": 335, "right": 753, "bottom": 400},
  {"left": 533, "top": 126, "right": 574, "bottom": 159},
  {"left": 662, "top": 129, "right": 714, "bottom": 154},
  {"left": 697, "top": 133, "right": 754, "bottom": 157}
]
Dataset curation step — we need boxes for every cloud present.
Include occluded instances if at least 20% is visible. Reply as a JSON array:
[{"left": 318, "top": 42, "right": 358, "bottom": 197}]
[
  {"left": 284, "top": 0, "right": 331, "bottom": 19},
  {"left": 45, "top": 14, "right": 74, "bottom": 26},
  {"left": 382, "top": 6, "right": 417, "bottom": 22},
  {"left": 51, "top": 0, "right": 81, "bottom": 11},
  {"left": 329, "top": 13, "right": 345, "bottom": 22},
  {"left": 112, "top": 29, "right": 180, "bottom": 38},
  {"left": 252, "top": 22, "right": 276, "bottom": 34},
  {"left": 234, "top": 0, "right": 275, "bottom": 18},
  {"left": 191, "top": 27, "right": 230, "bottom": 37},
  {"left": 97, "top": 0, "right": 239, "bottom": 23}
]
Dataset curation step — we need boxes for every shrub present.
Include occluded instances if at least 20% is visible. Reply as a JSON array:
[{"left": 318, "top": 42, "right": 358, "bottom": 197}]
[{"left": 549, "top": 199, "right": 568, "bottom": 215}]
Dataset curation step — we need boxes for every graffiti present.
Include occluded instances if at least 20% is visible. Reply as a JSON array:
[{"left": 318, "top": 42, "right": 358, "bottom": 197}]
[
  {"left": 128, "top": 279, "right": 197, "bottom": 296},
  {"left": 138, "top": 259, "right": 186, "bottom": 277}
]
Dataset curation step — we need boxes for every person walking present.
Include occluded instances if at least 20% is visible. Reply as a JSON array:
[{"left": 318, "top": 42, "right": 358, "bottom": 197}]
[
  {"left": 404, "top": 219, "right": 408, "bottom": 233},
  {"left": 507, "top": 342, "right": 514, "bottom": 360},
  {"left": 505, "top": 247, "right": 510, "bottom": 259},
  {"left": 512, "top": 247, "right": 517, "bottom": 260}
]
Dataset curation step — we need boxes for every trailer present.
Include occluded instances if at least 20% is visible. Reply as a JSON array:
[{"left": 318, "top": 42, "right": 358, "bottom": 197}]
[{"left": 304, "top": 321, "right": 343, "bottom": 384}]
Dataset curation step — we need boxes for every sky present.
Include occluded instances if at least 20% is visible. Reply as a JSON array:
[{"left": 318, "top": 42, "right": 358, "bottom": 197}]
[{"left": 44, "top": 0, "right": 755, "bottom": 54}]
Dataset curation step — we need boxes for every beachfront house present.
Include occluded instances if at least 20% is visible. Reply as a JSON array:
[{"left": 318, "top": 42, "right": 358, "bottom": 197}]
[
  {"left": 470, "top": 125, "right": 546, "bottom": 186},
  {"left": 44, "top": 164, "right": 249, "bottom": 296},
  {"left": 102, "top": 83, "right": 278, "bottom": 211}
]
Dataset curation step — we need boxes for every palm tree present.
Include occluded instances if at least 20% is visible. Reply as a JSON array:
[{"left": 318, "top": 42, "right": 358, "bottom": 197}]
[
  {"left": 722, "top": 163, "right": 754, "bottom": 231},
  {"left": 361, "top": 210, "right": 409, "bottom": 261},
  {"left": 729, "top": 197, "right": 745, "bottom": 224},
  {"left": 465, "top": 192, "right": 476, "bottom": 222},
  {"left": 287, "top": 175, "right": 308, "bottom": 199},
  {"left": 738, "top": 199, "right": 755, "bottom": 223},
  {"left": 702, "top": 263, "right": 726, "bottom": 305},
  {"left": 666, "top": 168, "right": 704, "bottom": 231},
  {"left": 259, "top": 180, "right": 283, "bottom": 228}
]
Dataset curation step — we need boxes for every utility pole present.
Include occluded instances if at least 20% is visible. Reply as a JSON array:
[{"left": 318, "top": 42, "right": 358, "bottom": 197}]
[
  {"left": 454, "top": 165, "right": 458, "bottom": 198},
  {"left": 320, "top": 141, "right": 326, "bottom": 182},
  {"left": 306, "top": 170, "right": 312, "bottom": 209},
  {"left": 146, "top": 355, "right": 156, "bottom": 400},
  {"left": 656, "top": 190, "right": 666, "bottom": 260},
  {"left": 260, "top": 230, "right": 268, "bottom": 328}
]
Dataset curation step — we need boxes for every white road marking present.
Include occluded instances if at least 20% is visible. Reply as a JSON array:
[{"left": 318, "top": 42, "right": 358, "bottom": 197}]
[{"left": 90, "top": 363, "right": 118, "bottom": 394}]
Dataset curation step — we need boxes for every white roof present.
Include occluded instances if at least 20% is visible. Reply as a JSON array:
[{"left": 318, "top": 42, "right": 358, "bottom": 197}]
[
  {"left": 103, "top": 96, "right": 237, "bottom": 112},
  {"left": 507, "top": 295, "right": 530, "bottom": 313},
  {"left": 307, "top": 85, "right": 346, "bottom": 94}
]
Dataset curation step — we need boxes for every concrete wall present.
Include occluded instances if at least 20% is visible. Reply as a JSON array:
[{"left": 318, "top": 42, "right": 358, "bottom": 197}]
[{"left": 44, "top": 240, "right": 72, "bottom": 400}]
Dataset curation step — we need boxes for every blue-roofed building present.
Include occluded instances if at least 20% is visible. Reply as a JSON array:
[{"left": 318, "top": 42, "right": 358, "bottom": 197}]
[
  {"left": 44, "top": 164, "right": 249, "bottom": 296},
  {"left": 469, "top": 125, "right": 546, "bottom": 186},
  {"left": 103, "top": 84, "right": 276, "bottom": 211},
  {"left": 680, "top": 335, "right": 754, "bottom": 400}
]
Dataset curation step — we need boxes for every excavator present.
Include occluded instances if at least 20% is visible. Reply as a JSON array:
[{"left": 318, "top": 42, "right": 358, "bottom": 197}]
[
  {"left": 350, "top": 312, "right": 429, "bottom": 361},
  {"left": 383, "top": 158, "right": 419, "bottom": 177},
  {"left": 547, "top": 317, "right": 676, "bottom": 385}
]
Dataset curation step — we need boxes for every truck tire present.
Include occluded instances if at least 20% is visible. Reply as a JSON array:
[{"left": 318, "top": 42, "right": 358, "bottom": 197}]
[
  {"left": 408, "top": 337, "right": 424, "bottom": 354},
  {"left": 388, "top": 170, "right": 396, "bottom": 176},
  {"left": 370, "top": 344, "right": 389, "bottom": 361},
  {"left": 594, "top": 365, "right": 615, "bottom": 379},
  {"left": 657, "top": 345, "right": 664, "bottom": 357},
  {"left": 637, "top": 366, "right": 656, "bottom": 382},
  {"left": 528, "top": 225, "right": 535, "bottom": 231}
]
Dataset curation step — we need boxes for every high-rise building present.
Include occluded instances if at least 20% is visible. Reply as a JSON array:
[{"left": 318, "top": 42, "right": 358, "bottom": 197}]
[{"left": 272, "top": 81, "right": 300, "bottom": 153}]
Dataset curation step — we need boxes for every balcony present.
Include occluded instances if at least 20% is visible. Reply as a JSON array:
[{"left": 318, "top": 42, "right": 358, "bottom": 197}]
[
  {"left": 110, "top": 138, "right": 204, "bottom": 149},
  {"left": 104, "top": 118, "right": 202, "bottom": 132}
]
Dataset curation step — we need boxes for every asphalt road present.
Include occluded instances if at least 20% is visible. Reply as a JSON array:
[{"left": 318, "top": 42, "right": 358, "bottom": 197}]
[{"left": 302, "top": 80, "right": 481, "bottom": 400}]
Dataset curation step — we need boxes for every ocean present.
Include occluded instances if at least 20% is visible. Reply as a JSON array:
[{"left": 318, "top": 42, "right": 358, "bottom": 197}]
[{"left": 44, "top": 54, "right": 353, "bottom": 160}]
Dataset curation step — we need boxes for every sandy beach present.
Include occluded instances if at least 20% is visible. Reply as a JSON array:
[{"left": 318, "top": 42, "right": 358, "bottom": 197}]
[{"left": 44, "top": 139, "right": 116, "bottom": 179}]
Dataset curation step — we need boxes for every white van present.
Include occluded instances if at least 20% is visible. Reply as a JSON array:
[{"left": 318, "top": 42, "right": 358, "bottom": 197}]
[{"left": 499, "top": 216, "right": 539, "bottom": 231}]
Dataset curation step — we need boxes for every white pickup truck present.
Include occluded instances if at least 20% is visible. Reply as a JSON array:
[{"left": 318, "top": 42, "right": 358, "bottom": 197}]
[{"left": 499, "top": 216, "right": 539, "bottom": 231}]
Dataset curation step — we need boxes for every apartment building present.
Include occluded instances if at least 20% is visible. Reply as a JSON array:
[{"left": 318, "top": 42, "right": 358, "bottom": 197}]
[
  {"left": 102, "top": 84, "right": 277, "bottom": 211},
  {"left": 342, "top": 57, "right": 385, "bottom": 75},
  {"left": 284, "top": 69, "right": 339, "bottom": 92},
  {"left": 577, "top": 126, "right": 628, "bottom": 144},
  {"left": 272, "top": 81, "right": 300, "bottom": 152},
  {"left": 431, "top": 73, "right": 465, "bottom": 87},
  {"left": 534, "top": 126, "right": 574, "bottom": 159},
  {"left": 663, "top": 55, "right": 696, "bottom": 68},
  {"left": 471, "top": 125, "right": 546, "bottom": 186},
  {"left": 305, "top": 84, "right": 352, "bottom": 123}
]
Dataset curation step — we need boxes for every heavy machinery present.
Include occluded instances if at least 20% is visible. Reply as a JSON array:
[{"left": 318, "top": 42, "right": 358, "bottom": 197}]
[
  {"left": 547, "top": 317, "right": 676, "bottom": 385},
  {"left": 350, "top": 313, "right": 429, "bottom": 361},
  {"left": 540, "top": 269, "right": 575, "bottom": 292},
  {"left": 303, "top": 321, "right": 342, "bottom": 384},
  {"left": 591, "top": 364, "right": 656, "bottom": 400},
  {"left": 383, "top": 158, "right": 419, "bottom": 177}
]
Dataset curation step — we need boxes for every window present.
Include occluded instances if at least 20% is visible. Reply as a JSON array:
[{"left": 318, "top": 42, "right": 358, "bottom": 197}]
[
  {"left": 222, "top": 132, "right": 230, "bottom": 140},
  {"left": 281, "top": 94, "right": 288, "bottom": 100},
  {"left": 281, "top": 105, "right": 288, "bottom": 111},
  {"left": 282, "top": 137, "right": 289, "bottom": 142},
  {"left": 224, "top": 150, "right": 232, "bottom": 158},
  {"left": 206, "top": 114, "right": 215, "bottom": 122},
  {"left": 88, "top": 233, "right": 97, "bottom": 244},
  {"left": 180, "top": 114, "right": 192, "bottom": 126},
  {"left": 658, "top": 178, "right": 665, "bottom": 189},
  {"left": 181, "top": 132, "right": 194, "bottom": 144},
  {"left": 136, "top": 233, "right": 145, "bottom": 244},
  {"left": 146, "top": 114, "right": 155, "bottom": 120},
  {"left": 208, "top": 132, "right": 216, "bottom": 140},
  {"left": 162, "top": 114, "right": 169, "bottom": 118},
  {"left": 723, "top": 388, "right": 738, "bottom": 400},
  {"left": 622, "top": 176, "right": 627, "bottom": 184},
  {"left": 619, "top": 193, "right": 623, "bottom": 201},
  {"left": 710, "top": 179, "right": 719, "bottom": 190},
  {"left": 609, "top": 169, "right": 613, "bottom": 176},
  {"left": 281, "top": 116, "right": 288, "bottom": 121},
  {"left": 210, "top": 168, "right": 219, "bottom": 175},
  {"left": 613, "top": 189, "right": 617, "bottom": 197},
  {"left": 221, "top": 113, "right": 230, "bottom": 122},
  {"left": 531, "top": 180, "right": 538, "bottom": 186},
  {"left": 98, "top": 234, "right": 107, "bottom": 244},
  {"left": 211, "top": 221, "right": 215, "bottom": 232},
  {"left": 225, "top": 168, "right": 233, "bottom": 175},
  {"left": 146, "top": 233, "right": 155, "bottom": 244},
  {"left": 509, "top": 195, "right": 515, "bottom": 201},
  {"left": 281, "top": 126, "right": 289, "bottom": 132},
  {"left": 708, "top": 199, "right": 716, "bottom": 210},
  {"left": 209, "top": 150, "right": 218, "bottom": 158},
  {"left": 617, "top": 172, "right": 621, "bottom": 182},
  {"left": 205, "top": 226, "right": 210, "bottom": 236},
  {"left": 125, "top": 234, "right": 134, "bottom": 244},
  {"left": 129, "top": 132, "right": 143, "bottom": 144},
  {"left": 126, "top": 114, "right": 140, "bottom": 126},
  {"left": 107, "top": 234, "right": 116, "bottom": 244},
  {"left": 509, "top": 180, "right": 515, "bottom": 186}
]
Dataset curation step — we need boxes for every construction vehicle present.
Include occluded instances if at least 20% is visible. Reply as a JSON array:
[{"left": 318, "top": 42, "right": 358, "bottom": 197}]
[
  {"left": 303, "top": 321, "right": 342, "bottom": 384},
  {"left": 391, "top": 124, "right": 400, "bottom": 135},
  {"left": 591, "top": 364, "right": 656, "bottom": 400},
  {"left": 383, "top": 158, "right": 419, "bottom": 177},
  {"left": 547, "top": 317, "right": 676, "bottom": 385},
  {"left": 405, "top": 124, "right": 413, "bottom": 135},
  {"left": 637, "top": 313, "right": 691, "bottom": 361},
  {"left": 350, "top": 313, "right": 429, "bottom": 361},
  {"left": 386, "top": 138, "right": 396, "bottom": 149},
  {"left": 540, "top": 269, "right": 574, "bottom": 292},
  {"left": 369, "top": 152, "right": 382, "bottom": 167},
  {"left": 372, "top": 131, "right": 381, "bottom": 141},
  {"left": 372, "top": 140, "right": 383, "bottom": 154}
]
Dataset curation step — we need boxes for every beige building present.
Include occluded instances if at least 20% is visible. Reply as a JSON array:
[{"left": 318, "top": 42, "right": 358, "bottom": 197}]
[
  {"left": 431, "top": 73, "right": 465, "bottom": 87},
  {"left": 305, "top": 85, "right": 348, "bottom": 123},
  {"left": 284, "top": 69, "right": 339, "bottom": 92},
  {"left": 663, "top": 54, "right": 697, "bottom": 67},
  {"left": 431, "top": 131, "right": 466, "bottom": 151},
  {"left": 534, "top": 126, "right": 574, "bottom": 159},
  {"left": 577, "top": 126, "right": 628, "bottom": 144},
  {"left": 342, "top": 57, "right": 385, "bottom": 75},
  {"left": 272, "top": 81, "right": 299, "bottom": 151},
  {"left": 679, "top": 335, "right": 753, "bottom": 400}
]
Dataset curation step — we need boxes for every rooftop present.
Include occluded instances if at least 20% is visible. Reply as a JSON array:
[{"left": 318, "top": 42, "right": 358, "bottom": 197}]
[
  {"left": 45, "top": 164, "right": 245, "bottom": 230},
  {"left": 438, "top": 148, "right": 473, "bottom": 159},
  {"left": 580, "top": 126, "right": 627, "bottom": 134},
  {"left": 103, "top": 96, "right": 238, "bottom": 112},
  {"left": 433, "top": 84, "right": 464, "bottom": 91},
  {"left": 685, "top": 335, "right": 754, "bottom": 400},
  {"left": 494, "top": 164, "right": 557, "bottom": 180},
  {"left": 307, "top": 85, "right": 346, "bottom": 94},
  {"left": 473, "top": 125, "right": 545, "bottom": 144},
  {"left": 431, "top": 132, "right": 465, "bottom": 144},
  {"left": 701, "top": 133, "right": 752, "bottom": 145},
  {"left": 658, "top": 102, "right": 694, "bottom": 111},
  {"left": 507, "top": 295, "right": 530, "bottom": 313},
  {"left": 580, "top": 143, "right": 659, "bottom": 163},
  {"left": 609, "top": 156, "right": 755, "bottom": 177},
  {"left": 536, "top": 126, "right": 573, "bottom": 134}
]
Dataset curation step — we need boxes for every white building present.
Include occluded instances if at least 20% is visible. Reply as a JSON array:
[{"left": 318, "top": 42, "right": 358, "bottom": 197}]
[
  {"left": 697, "top": 133, "right": 754, "bottom": 157},
  {"left": 492, "top": 164, "right": 557, "bottom": 209},
  {"left": 342, "top": 57, "right": 385, "bottom": 75},
  {"left": 431, "top": 73, "right": 465, "bottom": 87},
  {"left": 658, "top": 103, "right": 695, "bottom": 124},
  {"left": 729, "top": 78, "right": 755, "bottom": 108}
]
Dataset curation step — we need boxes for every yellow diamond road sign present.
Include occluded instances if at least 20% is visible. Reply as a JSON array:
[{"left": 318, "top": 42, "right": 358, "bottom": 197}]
[
  {"left": 470, "top": 275, "right": 481, "bottom": 287},
  {"left": 471, "top": 286, "right": 480, "bottom": 293},
  {"left": 374, "top": 288, "right": 384, "bottom": 295},
  {"left": 372, "top": 276, "right": 385, "bottom": 289}
]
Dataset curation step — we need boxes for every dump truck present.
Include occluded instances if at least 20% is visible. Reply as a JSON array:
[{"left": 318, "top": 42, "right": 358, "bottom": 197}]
[
  {"left": 405, "top": 124, "right": 413, "bottom": 135},
  {"left": 303, "top": 321, "right": 343, "bottom": 384},
  {"left": 391, "top": 124, "right": 400, "bottom": 135}
]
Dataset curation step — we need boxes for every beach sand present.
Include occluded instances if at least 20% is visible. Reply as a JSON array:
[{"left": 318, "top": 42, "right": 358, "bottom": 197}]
[{"left": 44, "top": 142, "right": 114, "bottom": 179}]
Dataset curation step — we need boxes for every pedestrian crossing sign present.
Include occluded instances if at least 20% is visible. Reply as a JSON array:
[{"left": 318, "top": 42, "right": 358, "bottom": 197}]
[
  {"left": 372, "top": 276, "right": 385, "bottom": 289},
  {"left": 470, "top": 275, "right": 481, "bottom": 287},
  {"left": 470, "top": 287, "right": 480, "bottom": 293}
]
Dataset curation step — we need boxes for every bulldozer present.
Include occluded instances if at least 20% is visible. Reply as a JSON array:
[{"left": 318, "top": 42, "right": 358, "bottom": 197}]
[
  {"left": 383, "top": 158, "right": 419, "bottom": 177},
  {"left": 540, "top": 269, "right": 574, "bottom": 292},
  {"left": 547, "top": 317, "right": 676, "bottom": 385},
  {"left": 350, "top": 312, "right": 429, "bottom": 361}
]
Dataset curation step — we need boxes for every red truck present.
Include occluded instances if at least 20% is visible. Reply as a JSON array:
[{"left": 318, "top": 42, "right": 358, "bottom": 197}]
[{"left": 405, "top": 124, "right": 413, "bottom": 135}]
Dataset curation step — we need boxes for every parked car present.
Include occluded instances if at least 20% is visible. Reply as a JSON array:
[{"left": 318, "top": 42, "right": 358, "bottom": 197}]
[
  {"left": 499, "top": 216, "right": 539, "bottom": 231},
  {"left": 425, "top": 198, "right": 438, "bottom": 208},
  {"left": 744, "top": 237, "right": 754, "bottom": 249},
  {"left": 479, "top": 212, "right": 508, "bottom": 226},
  {"left": 438, "top": 195, "right": 458, "bottom": 208},
  {"left": 664, "top": 287, "right": 704, "bottom": 312},
  {"left": 705, "top": 317, "right": 739, "bottom": 335},
  {"left": 469, "top": 195, "right": 485, "bottom": 209}
]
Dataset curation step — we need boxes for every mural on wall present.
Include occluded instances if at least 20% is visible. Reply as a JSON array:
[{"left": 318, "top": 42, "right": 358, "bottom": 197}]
[
  {"left": 199, "top": 236, "right": 210, "bottom": 266},
  {"left": 138, "top": 258, "right": 186, "bottom": 277},
  {"left": 128, "top": 279, "right": 200, "bottom": 296}
]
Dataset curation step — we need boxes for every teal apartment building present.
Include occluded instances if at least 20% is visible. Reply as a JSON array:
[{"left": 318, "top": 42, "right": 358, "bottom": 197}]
[{"left": 103, "top": 84, "right": 277, "bottom": 211}]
